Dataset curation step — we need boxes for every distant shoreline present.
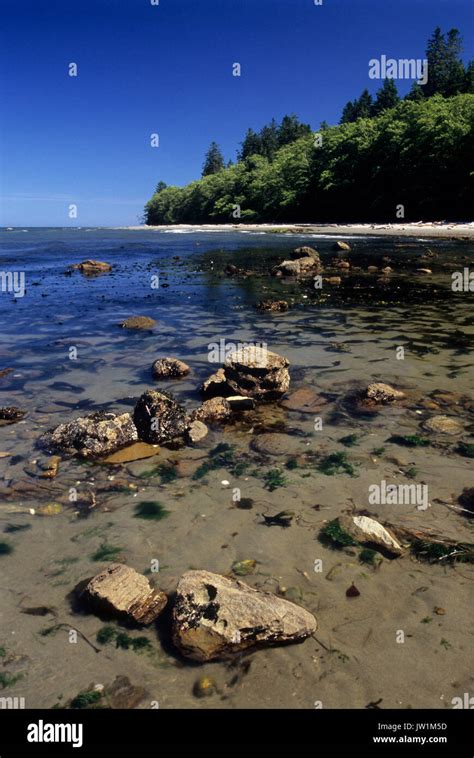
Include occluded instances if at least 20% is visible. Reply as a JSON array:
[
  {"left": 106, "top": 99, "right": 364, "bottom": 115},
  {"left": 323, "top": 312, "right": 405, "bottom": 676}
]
[{"left": 118, "top": 222, "right": 474, "bottom": 240}]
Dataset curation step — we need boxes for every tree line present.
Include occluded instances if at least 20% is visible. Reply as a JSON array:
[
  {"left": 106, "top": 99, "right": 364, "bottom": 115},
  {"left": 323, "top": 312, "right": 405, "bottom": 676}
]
[{"left": 145, "top": 28, "right": 473, "bottom": 224}]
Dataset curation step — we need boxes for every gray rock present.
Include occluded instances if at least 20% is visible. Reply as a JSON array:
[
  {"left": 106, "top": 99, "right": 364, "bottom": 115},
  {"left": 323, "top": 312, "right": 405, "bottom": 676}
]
[
  {"left": 84, "top": 563, "right": 167, "bottom": 625},
  {"left": 172, "top": 569, "right": 317, "bottom": 661},
  {"left": 291, "top": 246, "right": 319, "bottom": 260},
  {"left": 152, "top": 357, "right": 190, "bottom": 379},
  {"left": 37, "top": 411, "right": 138, "bottom": 458},
  {"left": 133, "top": 390, "right": 187, "bottom": 444}
]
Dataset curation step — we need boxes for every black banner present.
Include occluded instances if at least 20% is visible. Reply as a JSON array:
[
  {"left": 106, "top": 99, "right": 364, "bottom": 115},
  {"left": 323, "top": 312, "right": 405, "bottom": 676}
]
[{"left": 0, "top": 708, "right": 472, "bottom": 755}]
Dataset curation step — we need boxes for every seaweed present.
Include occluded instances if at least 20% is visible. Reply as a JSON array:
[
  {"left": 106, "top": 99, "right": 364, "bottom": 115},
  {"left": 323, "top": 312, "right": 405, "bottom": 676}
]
[
  {"left": 91, "top": 543, "right": 123, "bottom": 562},
  {"left": 359, "top": 548, "right": 378, "bottom": 565},
  {"left": 285, "top": 458, "right": 299, "bottom": 470},
  {"left": 96, "top": 626, "right": 116, "bottom": 645},
  {"left": 193, "top": 443, "right": 248, "bottom": 480},
  {"left": 96, "top": 626, "right": 152, "bottom": 654},
  {"left": 134, "top": 501, "right": 170, "bottom": 521},
  {"left": 70, "top": 690, "right": 103, "bottom": 709},
  {"left": 317, "top": 452, "right": 357, "bottom": 477},
  {"left": 339, "top": 434, "right": 359, "bottom": 447},
  {"left": 371, "top": 446, "right": 386, "bottom": 456},
  {"left": 263, "top": 469, "right": 288, "bottom": 491},
  {"left": 0, "top": 672, "right": 23, "bottom": 689},
  {"left": 0, "top": 541, "right": 13, "bottom": 555},
  {"left": 457, "top": 441, "right": 474, "bottom": 458},
  {"left": 410, "top": 539, "right": 474, "bottom": 563},
  {"left": 320, "top": 518, "right": 359, "bottom": 548},
  {"left": 388, "top": 434, "right": 430, "bottom": 448},
  {"left": 4, "top": 523, "right": 31, "bottom": 534}
]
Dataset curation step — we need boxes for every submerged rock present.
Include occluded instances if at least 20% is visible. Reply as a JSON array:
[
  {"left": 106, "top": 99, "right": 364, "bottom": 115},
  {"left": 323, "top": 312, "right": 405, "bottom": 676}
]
[
  {"left": 106, "top": 675, "right": 148, "bottom": 709},
  {"left": 103, "top": 441, "right": 159, "bottom": 464},
  {"left": 422, "top": 415, "right": 464, "bottom": 435},
  {"left": 273, "top": 257, "right": 321, "bottom": 278},
  {"left": 120, "top": 316, "right": 156, "bottom": 330},
  {"left": 281, "top": 387, "right": 328, "bottom": 413},
  {"left": 152, "top": 357, "right": 190, "bottom": 379},
  {"left": 366, "top": 383, "right": 406, "bottom": 404},
  {"left": 251, "top": 433, "right": 302, "bottom": 456},
  {"left": 334, "top": 241, "right": 351, "bottom": 251},
  {"left": 190, "top": 397, "right": 232, "bottom": 424},
  {"left": 72, "top": 259, "right": 112, "bottom": 275},
  {"left": 133, "top": 390, "right": 187, "bottom": 444},
  {"left": 37, "top": 411, "right": 138, "bottom": 458},
  {"left": 172, "top": 569, "right": 317, "bottom": 661},
  {"left": 84, "top": 563, "right": 167, "bottom": 625},
  {"left": 0, "top": 407, "right": 27, "bottom": 425}
]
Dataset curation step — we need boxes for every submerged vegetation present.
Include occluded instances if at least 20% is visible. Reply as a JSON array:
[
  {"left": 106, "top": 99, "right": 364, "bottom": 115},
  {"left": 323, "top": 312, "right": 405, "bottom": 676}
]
[
  {"left": 317, "top": 452, "right": 358, "bottom": 477},
  {"left": 134, "top": 501, "right": 170, "bottom": 521}
]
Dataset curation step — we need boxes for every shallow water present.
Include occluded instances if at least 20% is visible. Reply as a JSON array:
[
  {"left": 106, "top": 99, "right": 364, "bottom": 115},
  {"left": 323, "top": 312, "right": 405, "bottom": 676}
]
[{"left": 0, "top": 228, "right": 473, "bottom": 709}]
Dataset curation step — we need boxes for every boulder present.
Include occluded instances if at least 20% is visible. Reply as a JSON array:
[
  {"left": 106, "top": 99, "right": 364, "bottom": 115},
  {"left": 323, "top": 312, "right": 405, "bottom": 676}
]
[
  {"left": 72, "top": 259, "right": 112, "bottom": 275},
  {"left": 152, "top": 357, "right": 190, "bottom": 379},
  {"left": 133, "top": 390, "right": 187, "bottom": 444},
  {"left": 37, "top": 411, "right": 138, "bottom": 458},
  {"left": 273, "top": 257, "right": 321, "bottom": 278},
  {"left": 186, "top": 420, "right": 208, "bottom": 444},
  {"left": 172, "top": 570, "right": 317, "bottom": 661},
  {"left": 190, "top": 397, "right": 232, "bottom": 424},
  {"left": 334, "top": 241, "right": 351, "bottom": 251},
  {"left": 291, "top": 246, "right": 319, "bottom": 260},
  {"left": 84, "top": 563, "right": 167, "bottom": 625},
  {"left": 120, "top": 316, "right": 156, "bottom": 330},
  {"left": 422, "top": 415, "right": 464, "bottom": 435},
  {"left": 200, "top": 368, "right": 228, "bottom": 398},
  {"left": 366, "top": 383, "right": 405, "bottom": 404}
]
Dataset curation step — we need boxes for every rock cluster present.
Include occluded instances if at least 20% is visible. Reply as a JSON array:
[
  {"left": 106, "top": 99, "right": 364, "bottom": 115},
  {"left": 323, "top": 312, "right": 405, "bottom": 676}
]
[
  {"left": 273, "top": 246, "right": 322, "bottom": 278},
  {"left": 201, "top": 347, "right": 290, "bottom": 403}
]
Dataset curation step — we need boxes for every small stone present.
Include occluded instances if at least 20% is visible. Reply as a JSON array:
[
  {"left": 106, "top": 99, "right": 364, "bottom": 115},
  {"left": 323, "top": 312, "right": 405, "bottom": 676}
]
[
  {"left": 120, "top": 316, "right": 156, "bottom": 330},
  {"left": 366, "top": 383, "right": 405, "bottom": 403},
  {"left": 152, "top": 357, "right": 190, "bottom": 379},
  {"left": 422, "top": 415, "right": 464, "bottom": 435},
  {"left": 336, "top": 261, "right": 350, "bottom": 269},
  {"left": 417, "top": 268, "right": 432, "bottom": 274},
  {"left": 190, "top": 397, "right": 232, "bottom": 424},
  {"left": 186, "top": 420, "right": 208, "bottom": 444},
  {"left": 172, "top": 569, "right": 317, "bottom": 661},
  {"left": 106, "top": 676, "right": 148, "bottom": 709},
  {"left": 231, "top": 559, "right": 257, "bottom": 576},
  {"left": 367, "top": 265, "right": 378, "bottom": 272},
  {"left": 72, "top": 260, "right": 112, "bottom": 275},
  {"left": 335, "top": 241, "right": 351, "bottom": 251},
  {"left": 339, "top": 514, "right": 404, "bottom": 557},
  {"left": 193, "top": 676, "right": 216, "bottom": 698},
  {"left": 251, "top": 433, "right": 302, "bottom": 456},
  {"left": 256, "top": 299, "right": 289, "bottom": 312},
  {"left": 0, "top": 407, "right": 27, "bottom": 424},
  {"left": 382, "top": 266, "right": 393, "bottom": 274},
  {"left": 326, "top": 276, "right": 341, "bottom": 285},
  {"left": 84, "top": 563, "right": 167, "bottom": 625}
]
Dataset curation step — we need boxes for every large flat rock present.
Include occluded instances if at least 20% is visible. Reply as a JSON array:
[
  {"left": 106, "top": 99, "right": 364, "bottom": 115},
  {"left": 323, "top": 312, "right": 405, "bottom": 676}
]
[{"left": 172, "top": 569, "right": 317, "bottom": 661}]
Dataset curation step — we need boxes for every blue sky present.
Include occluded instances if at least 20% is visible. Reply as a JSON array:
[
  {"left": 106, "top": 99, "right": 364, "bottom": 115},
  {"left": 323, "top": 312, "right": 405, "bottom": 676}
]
[{"left": 1, "top": 0, "right": 472, "bottom": 226}]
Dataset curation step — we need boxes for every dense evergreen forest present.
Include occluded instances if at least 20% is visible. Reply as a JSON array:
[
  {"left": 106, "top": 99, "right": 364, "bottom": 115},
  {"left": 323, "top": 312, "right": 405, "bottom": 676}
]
[{"left": 145, "top": 28, "right": 474, "bottom": 224}]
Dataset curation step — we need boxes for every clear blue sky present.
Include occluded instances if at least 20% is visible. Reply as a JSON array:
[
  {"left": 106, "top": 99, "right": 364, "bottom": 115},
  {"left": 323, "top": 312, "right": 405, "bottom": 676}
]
[{"left": 1, "top": 0, "right": 472, "bottom": 226}]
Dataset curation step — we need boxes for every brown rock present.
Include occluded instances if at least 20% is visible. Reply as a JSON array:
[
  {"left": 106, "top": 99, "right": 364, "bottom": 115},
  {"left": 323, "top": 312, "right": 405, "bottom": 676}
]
[
  {"left": 103, "top": 442, "right": 159, "bottom": 464},
  {"left": 152, "top": 357, "right": 190, "bottom": 379},
  {"left": 422, "top": 415, "right": 464, "bottom": 435},
  {"left": 106, "top": 676, "right": 148, "bottom": 709},
  {"left": 190, "top": 397, "right": 232, "bottom": 424},
  {"left": 72, "top": 259, "right": 112, "bottom": 275},
  {"left": 0, "top": 407, "right": 27, "bottom": 424},
  {"left": 291, "top": 246, "right": 319, "bottom": 260},
  {"left": 172, "top": 570, "right": 317, "bottom": 661},
  {"left": 84, "top": 563, "right": 167, "bottom": 625},
  {"left": 251, "top": 433, "right": 303, "bottom": 456},
  {"left": 256, "top": 299, "right": 289, "bottom": 312},
  {"left": 121, "top": 316, "right": 156, "bottom": 330},
  {"left": 281, "top": 387, "right": 328, "bottom": 413},
  {"left": 366, "top": 383, "right": 405, "bottom": 404},
  {"left": 37, "top": 412, "right": 138, "bottom": 458}
]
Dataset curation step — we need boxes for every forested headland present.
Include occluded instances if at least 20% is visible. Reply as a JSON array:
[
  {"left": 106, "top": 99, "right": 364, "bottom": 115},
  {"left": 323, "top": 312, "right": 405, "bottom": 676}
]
[{"left": 145, "top": 28, "right": 474, "bottom": 224}]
